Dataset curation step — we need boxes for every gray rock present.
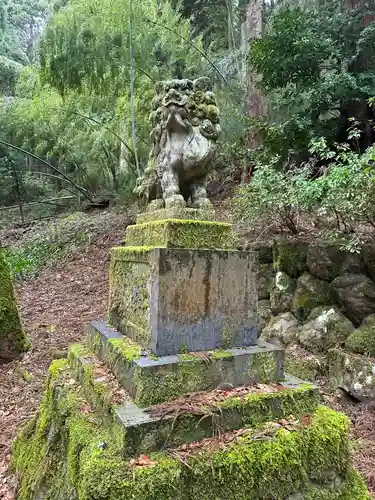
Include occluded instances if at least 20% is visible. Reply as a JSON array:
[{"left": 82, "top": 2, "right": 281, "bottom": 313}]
[
  {"left": 257, "top": 300, "right": 273, "bottom": 333},
  {"left": 291, "top": 272, "right": 332, "bottom": 321},
  {"left": 262, "top": 312, "right": 300, "bottom": 347},
  {"left": 258, "top": 263, "right": 276, "bottom": 300},
  {"left": 298, "top": 306, "right": 354, "bottom": 354},
  {"left": 307, "top": 245, "right": 364, "bottom": 282},
  {"left": 285, "top": 344, "right": 324, "bottom": 381},
  {"left": 328, "top": 348, "right": 375, "bottom": 401},
  {"left": 270, "top": 271, "right": 296, "bottom": 314},
  {"left": 330, "top": 273, "right": 375, "bottom": 326},
  {"left": 363, "top": 244, "right": 375, "bottom": 282}
]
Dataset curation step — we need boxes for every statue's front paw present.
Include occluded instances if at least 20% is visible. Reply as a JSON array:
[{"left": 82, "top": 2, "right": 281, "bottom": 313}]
[{"left": 165, "top": 195, "right": 186, "bottom": 209}]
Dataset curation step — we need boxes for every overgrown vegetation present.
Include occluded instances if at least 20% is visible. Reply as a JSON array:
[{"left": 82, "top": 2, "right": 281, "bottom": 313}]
[{"left": 3, "top": 211, "right": 123, "bottom": 279}]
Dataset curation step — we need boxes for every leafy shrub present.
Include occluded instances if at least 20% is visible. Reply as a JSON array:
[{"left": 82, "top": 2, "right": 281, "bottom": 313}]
[{"left": 233, "top": 139, "right": 375, "bottom": 245}]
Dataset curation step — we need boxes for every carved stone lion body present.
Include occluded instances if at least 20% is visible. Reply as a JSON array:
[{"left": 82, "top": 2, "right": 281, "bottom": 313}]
[{"left": 134, "top": 77, "right": 221, "bottom": 210}]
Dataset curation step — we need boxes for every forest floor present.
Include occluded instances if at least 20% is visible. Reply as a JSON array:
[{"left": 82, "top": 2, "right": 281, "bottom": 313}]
[{"left": 1, "top": 209, "right": 375, "bottom": 498}]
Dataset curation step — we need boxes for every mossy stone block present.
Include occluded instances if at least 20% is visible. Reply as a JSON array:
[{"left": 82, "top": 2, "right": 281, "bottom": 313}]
[
  {"left": 68, "top": 343, "right": 318, "bottom": 457},
  {"left": 136, "top": 207, "right": 214, "bottom": 224},
  {"left": 116, "top": 379, "right": 319, "bottom": 457},
  {"left": 87, "top": 321, "right": 284, "bottom": 406},
  {"left": 125, "top": 219, "right": 234, "bottom": 249},
  {"left": 109, "top": 247, "right": 259, "bottom": 356},
  {"left": 0, "top": 248, "right": 29, "bottom": 361},
  {"left": 13, "top": 365, "right": 370, "bottom": 500}
]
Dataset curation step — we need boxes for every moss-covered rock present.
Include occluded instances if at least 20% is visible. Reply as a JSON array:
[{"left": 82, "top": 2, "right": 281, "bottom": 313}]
[
  {"left": 273, "top": 241, "right": 308, "bottom": 278},
  {"left": 307, "top": 245, "right": 365, "bottom": 282},
  {"left": 257, "top": 299, "right": 273, "bottom": 333},
  {"left": 345, "top": 314, "right": 375, "bottom": 356},
  {"left": 298, "top": 306, "right": 354, "bottom": 354},
  {"left": 12, "top": 362, "right": 370, "bottom": 500},
  {"left": 285, "top": 345, "right": 325, "bottom": 382},
  {"left": 328, "top": 348, "right": 375, "bottom": 401},
  {"left": 258, "top": 263, "right": 276, "bottom": 300},
  {"left": 330, "top": 274, "right": 375, "bottom": 326},
  {"left": 0, "top": 248, "right": 29, "bottom": 361},
  {"left": 262, "top": 312, "right": 300, "bottom": 347},
  {"left": 270, "top": 271, "right": 296, "bottom": 314},
  {"left": 291, "top": 272, "right": 332, "bottom": 321}
]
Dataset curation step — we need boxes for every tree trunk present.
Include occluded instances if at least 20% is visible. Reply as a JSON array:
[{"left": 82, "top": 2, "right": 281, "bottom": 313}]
[{"left": 240, "top": 0, "right": 266, "bottom": 182}]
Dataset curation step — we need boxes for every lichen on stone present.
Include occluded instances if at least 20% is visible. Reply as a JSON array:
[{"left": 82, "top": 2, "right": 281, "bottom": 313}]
[{"left": 125, "top": 218, "right": 234, "bottom": 250}]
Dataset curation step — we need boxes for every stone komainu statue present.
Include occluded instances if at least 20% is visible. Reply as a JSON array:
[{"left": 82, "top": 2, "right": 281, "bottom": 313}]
[{"left": 134, "top": 77, "right": 221, "bottom": 210}]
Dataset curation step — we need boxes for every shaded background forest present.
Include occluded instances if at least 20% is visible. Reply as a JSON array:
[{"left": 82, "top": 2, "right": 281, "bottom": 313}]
[{"left": 1, "top": 0, "right": 375, "bottom": 251}]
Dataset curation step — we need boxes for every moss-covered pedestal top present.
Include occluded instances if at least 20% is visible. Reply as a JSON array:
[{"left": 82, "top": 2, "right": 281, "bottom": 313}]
[
  {"left": 136, "top": 207, "right": 214, "bottom": 224},
  {"left": 126, "top": 207, "right": 234, "bottom": 250}
]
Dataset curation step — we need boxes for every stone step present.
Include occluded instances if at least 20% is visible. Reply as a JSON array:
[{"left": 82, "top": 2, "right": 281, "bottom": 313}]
[
  {"left": 13, "top": 358, "right": 370, "bottom": 499},
  {"left": 87, "top": 320, "right": 285, "bottom": 406},
  {"left": 68, "top": 344, "right": 131, "bottom": 415},
  {"left": 69, "top": 342, "right": 319, "bottom": 458}
]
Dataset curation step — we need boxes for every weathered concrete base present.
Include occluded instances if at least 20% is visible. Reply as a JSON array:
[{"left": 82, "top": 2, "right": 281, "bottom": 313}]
[
  {"left": 87, "top": 321, "right": 284, "bottom": 406},
  {"left": 109, "top": 247, "right": 259, "bottom": 356},
  {"left": 12, "top": 359, "right": 370, "bottom": 500}
]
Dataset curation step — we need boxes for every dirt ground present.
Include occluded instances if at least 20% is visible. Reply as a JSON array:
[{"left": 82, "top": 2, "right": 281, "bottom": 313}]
[{"left": 1, "top": 215, "right": 375, "bottom": 499}]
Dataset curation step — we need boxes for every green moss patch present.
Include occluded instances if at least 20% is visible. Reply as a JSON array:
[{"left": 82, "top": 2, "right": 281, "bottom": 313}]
[
  {"left": 136, "top": 207, "right": 214, "bottom": 224},
  {"left": 125, "top": 219, "right": 234, "bottom": 249},
  {"left": 68, "top": 344, "right": 130, "bottom": 416},
  {"left": 0, "top": 248, "right": 30, "bottom": 361},
  {"left": 346, "top": 314, "right": 375, "bottom": 357},
  {"left": 273, "top": 241, "right": 308, "bottom": 278}
]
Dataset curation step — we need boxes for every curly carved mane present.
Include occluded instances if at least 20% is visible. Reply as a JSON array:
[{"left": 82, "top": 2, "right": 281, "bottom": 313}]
[{"left": 134, "top": 77, "right": 221, "bottom": 205}]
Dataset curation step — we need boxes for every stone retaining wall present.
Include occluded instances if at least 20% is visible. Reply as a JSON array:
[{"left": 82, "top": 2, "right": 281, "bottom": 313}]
[{"left": 255, "top": 240, "right": 375, "bottom": 400}]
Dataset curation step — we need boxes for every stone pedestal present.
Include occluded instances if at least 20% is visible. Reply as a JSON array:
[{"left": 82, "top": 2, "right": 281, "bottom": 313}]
[{"left": 109, "top": 247, "right": 258, "bottom": 356}]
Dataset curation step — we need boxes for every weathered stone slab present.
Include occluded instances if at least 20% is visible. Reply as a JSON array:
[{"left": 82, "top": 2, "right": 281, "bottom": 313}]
[
  {"left": 136, "top": 207, "right": 214, "bottom": 224},
  {"left": 125, "top": 219, "right": 234, "bottom": 249},
  {"left": 114, "top": 377, "right": 319, "bottom": 457},
  {"left": 109, "top": 247, "right": 259, "bottom": 356},
  {"left": 87, "top": 321, "right": 284, "bottom": 406}
]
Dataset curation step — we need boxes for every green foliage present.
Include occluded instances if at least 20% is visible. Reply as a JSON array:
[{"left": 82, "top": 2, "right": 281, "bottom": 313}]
[
  {"left": 233, "top": 137, "right": 375, "bottom": 243},
  {"left": 250, "top": 0, "right": 375, "bottom": 163},
  {"left": 39, "top": 0, "right": 205, "bottom": 95}
]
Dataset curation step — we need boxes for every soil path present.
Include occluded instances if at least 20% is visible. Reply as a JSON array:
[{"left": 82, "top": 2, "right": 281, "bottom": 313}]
[{"left": 1, "top": 215, "right": 375, "bottom": 498}]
